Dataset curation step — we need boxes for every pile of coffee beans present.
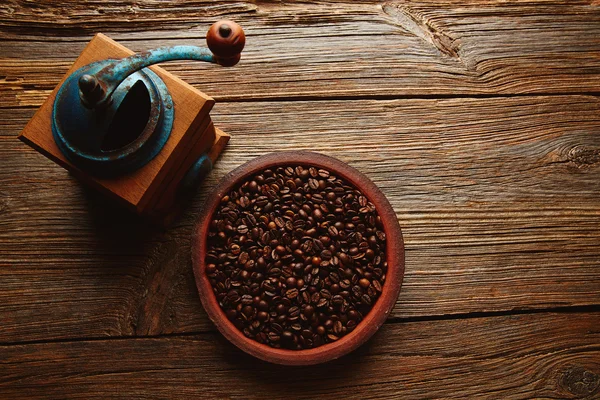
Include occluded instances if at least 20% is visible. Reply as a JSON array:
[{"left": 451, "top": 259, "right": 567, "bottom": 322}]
[{"left": 205, "top": 165, "right": 387, "bottom": 350}]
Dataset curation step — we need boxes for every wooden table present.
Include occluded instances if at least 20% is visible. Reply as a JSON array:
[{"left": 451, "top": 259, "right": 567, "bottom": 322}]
[{"left": 1, "top": 1, "right": 600, "bottom": 398}]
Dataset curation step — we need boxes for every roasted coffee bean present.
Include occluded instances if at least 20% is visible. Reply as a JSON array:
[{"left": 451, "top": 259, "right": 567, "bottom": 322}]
[
  {"left": 316, "top": 298, "right": 329, "bottom": 308},
  {"left": 332, "top": 295, "right": 344, "bottom": 306},
  {"left": 239, "top": 252, "right": 249, "bottom": 265},
  {"left": 311, "top": 292, "right": 320, "bottom": 304},
  {"left": 286, "top": 277, "right": 297, "bottom": 288},
  {"left": 338, "top": 252, "right": 350, "bottom": 266},
  {"left": 313, "top": 239, "right": 325, "bottom": 252},
  {"left": 312, "top": 208, "right": 323, "bottom": 220},
  {"left": 207, "top": 265, "right": 218, "bottom": 278},
  {"left": 367, "top": 285, "right": 377, "bottom": 298},
  {"left": 239, "top": 196, "right": 250, "bottom": 208},
  {"left": 227, "top": 290, "right": 241, "bottom": 303},
  {"left": 347, "top": 310, "right": 359, "bottom": 321},
  {"left": 372, "top": 280, "right": 383, "bottom": 293},
  {"left": 275, "top": 245, "right": 286, "bottom": 255},
  {"left": 358, "top": 195, "right": 368, "bottom": 207},
  {"left": 330, "top": 283, "right": 340, "bottom": 294},
  {"left": 230, "top": 244, "right": 241, "bottom": 255},
  {"left": 288, "top": 306, "right": 301, "bottom": 318},
  {"left": 303, "top": 305, "right": 315, "bottom": 317},
  {"left": 243, "top": 260, "right": 255, "bottom": 271},
  {"left": 258, "top": 300, "right": 269, "bottom": 311},
  {"left": 268, "top": 332, "right": 280, "bottom": 342},
  {"left": 206, "top": 165, "right": 387, "bottom": 349},
  {"left": 359, "top": 278, "right": 371, "bottom": 289},
  {"left": 248, "top": 181, "right": 259, "bottom": 192},
  {"left": 257, "top": 311, "right": 269, "bottom": 321},
  {"left": 226, "top": 309, "right": 237, "bottom": 320},
  {"left": 318, "top": 169, "right": 330, "bottom": 178},
  {"left": 256, "top": 196, "right": 268, "bottom": 207},
  {"left": 327, "top": 334, "right": 339, "bottom": 342},
  {"left": 361, "top": 294, "right": 372, "bottom": 305},
  {"left": 328, "top": 226, "right": 339, "bottom": 237},
  {"left": 242, "top": 305, "right": 254, "bottom": 317},
  {"left": 285, "top": 220, "right": 294, "bottom": 231},
  {"left": 262, "top": 280, "right": 275, "bottom": 292},
  {"left": 320, "top": 249, "right": 332, "bottom": 260},
  {"left": 333, "top": 320, "right": 343, "bottom": 335},
  {"left": 271, "top": 322, "right": 283, "bottom": 334},
  {"left": 274, "top": 217, "right": 285, "bottom": 228},
  {"left": 329, "top": 272, "right": 340, "bottom": 283}
]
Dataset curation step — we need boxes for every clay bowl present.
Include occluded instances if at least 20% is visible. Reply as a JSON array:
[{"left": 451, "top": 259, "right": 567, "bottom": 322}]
[{"left": 192, "top": 151, "right": 404, "bottom": 365}]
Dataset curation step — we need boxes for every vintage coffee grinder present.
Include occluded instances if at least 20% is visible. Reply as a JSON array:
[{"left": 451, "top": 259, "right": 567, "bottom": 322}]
[{"left": 19, "top": 20, "right": 245, "bottom": 224}]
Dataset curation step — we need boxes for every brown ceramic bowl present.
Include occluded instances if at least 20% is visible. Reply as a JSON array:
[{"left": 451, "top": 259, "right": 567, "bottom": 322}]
[{"left": 192, "top": 152, "right": 404, "bottom": 365}]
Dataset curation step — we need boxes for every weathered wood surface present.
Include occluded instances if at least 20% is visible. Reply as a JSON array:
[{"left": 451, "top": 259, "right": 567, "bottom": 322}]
[
  {"left": 2, "top": 0, "right": 600, "bottom": 107},
  {"left": 2, "top": 0, "right": 600, "bottom": 398},
  {"left": 2, "top": 95, "right": 599, "bottom": 343},
  {"left": 1, "top": 312, "right": 599, "bottom": 399}
]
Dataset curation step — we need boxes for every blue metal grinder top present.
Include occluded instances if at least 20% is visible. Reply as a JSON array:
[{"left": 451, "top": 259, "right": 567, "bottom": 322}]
[{"left": 51, "top": 20, "right": 245, "bottom": 180}]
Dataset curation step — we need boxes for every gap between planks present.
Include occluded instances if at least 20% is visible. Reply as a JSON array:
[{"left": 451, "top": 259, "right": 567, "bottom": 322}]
[
  {"left": 2, "top": 92, "right": 600, "bottom": 111},
  {"left": 1, "top": 304, "right": 599, "bottom": 348}
]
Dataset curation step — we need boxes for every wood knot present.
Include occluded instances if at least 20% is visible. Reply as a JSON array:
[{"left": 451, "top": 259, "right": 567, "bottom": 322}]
[
  {"left": 559, "top": 366, "right": 600, "bottom": 398},
  {"left": 381, "top": 2, "right": 460, "bottom": 60},
  {"left": 568, "top": 145, "right": 600, "bottom": 168}
]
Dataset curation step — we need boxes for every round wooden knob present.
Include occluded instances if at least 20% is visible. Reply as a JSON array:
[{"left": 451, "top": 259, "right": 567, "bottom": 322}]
[{"left": 207, "top": 20, "right": 245, "bottom": 66}]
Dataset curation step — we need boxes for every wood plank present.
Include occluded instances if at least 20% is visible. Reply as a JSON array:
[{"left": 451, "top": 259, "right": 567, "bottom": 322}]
[
  {"left": 1, "top": 1, "right": 600, "bottom": 107},
  {"left": 1, "top": 95, "right": 599, "bottom": 343},
  {"left": 1, "top": 312, "right": 599, "bottom": 399}
]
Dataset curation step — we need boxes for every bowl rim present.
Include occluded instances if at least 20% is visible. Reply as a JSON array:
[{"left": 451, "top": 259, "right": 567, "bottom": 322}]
[{"left": 192, "top": 151, "right": 405, "bottom": 365}]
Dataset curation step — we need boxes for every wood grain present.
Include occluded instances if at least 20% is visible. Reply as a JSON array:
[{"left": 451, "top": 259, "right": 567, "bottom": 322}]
[
  {"left": 2, "top": 2, "right": 600, "bottom": 396},
  {"left": 1, "top": 312, "right": 599, "bottom": 399},
  {"left": 1, "top": 0, "right": 600, "bottom": 107},
  {"left": 2, "top": 95, "right": 599, "bottom": 343}
]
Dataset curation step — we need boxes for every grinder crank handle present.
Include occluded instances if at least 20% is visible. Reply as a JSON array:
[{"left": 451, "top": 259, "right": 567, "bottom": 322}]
[{"left": 78, "top": 20, "right": 245, "bottom": 109}]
